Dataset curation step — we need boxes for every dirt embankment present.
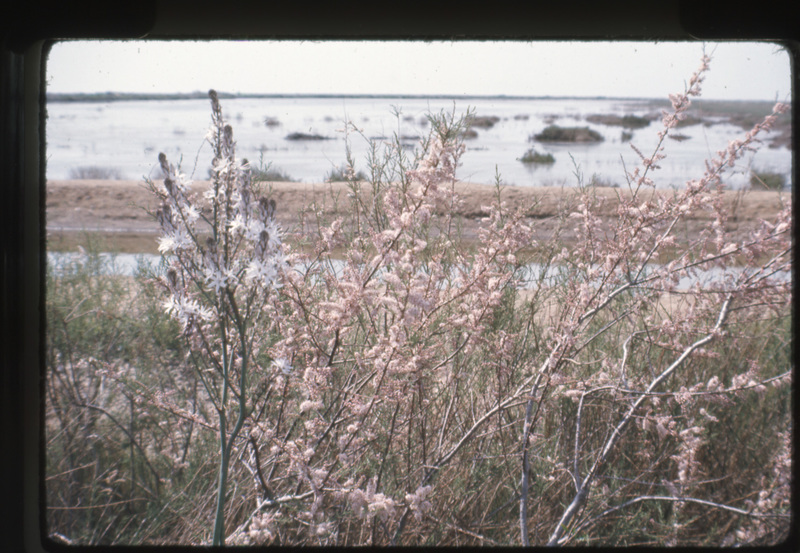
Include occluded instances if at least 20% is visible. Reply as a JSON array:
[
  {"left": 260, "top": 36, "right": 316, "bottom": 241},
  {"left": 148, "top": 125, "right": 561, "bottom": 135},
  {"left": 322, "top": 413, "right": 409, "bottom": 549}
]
[{"left": 46, "top": 179, "right": 791, "bottom": 254}]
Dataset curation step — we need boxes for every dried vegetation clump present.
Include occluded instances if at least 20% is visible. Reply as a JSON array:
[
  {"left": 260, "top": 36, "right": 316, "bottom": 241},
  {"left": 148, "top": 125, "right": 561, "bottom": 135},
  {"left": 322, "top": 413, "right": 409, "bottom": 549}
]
[{"left": 533, "top": 124, "right": 604, "bottom": 143}]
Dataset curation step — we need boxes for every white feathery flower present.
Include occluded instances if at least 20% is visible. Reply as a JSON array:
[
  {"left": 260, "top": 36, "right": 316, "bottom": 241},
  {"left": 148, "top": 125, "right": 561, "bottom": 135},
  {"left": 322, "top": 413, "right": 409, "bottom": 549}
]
[
  {"left": 212, "top": 158, "right": 231, "bottom": 175},
  {"left": 265, "top": 218, "right": 281, "bottom": 240},
  {"left": 158, "top": 234, "right": 178, "bottom": 254},
  {"left": 272, "top": 358, "right": 292, "bottom": 375},
  {"left": 405, "top": 485, "right": 433, "bottom": 521},
  {"left": 162, "top": 228, "right": 192, "bottom": 252},
  {"left": 229, "top": 214, "right": 247, "bottom": 235},
  {"left": 183, "top": 297, "right": 213, "bottom": 321},
  {"left": 245, "top": 219, "right": 265, "bottom": 242},
  {"left": 174, "top": 172, "right": 189, "bottom": 191},
  {"left": 163, "top": 295, "right": 181, "bottom": 317},
  {"left": 184, "top": 204, "right": 200, "bottom": 223},
  {"left": 163, "top": 295, "right": 212, "bottom": 325},
  {"left": 245, "top": 258, "right": 278, "bottom": 287},
  {"left": 204, "top": 266, "right": 229, "bottom": 293},
  {"left": 272, "top": 247, "right": 287, "bottom": 268}
]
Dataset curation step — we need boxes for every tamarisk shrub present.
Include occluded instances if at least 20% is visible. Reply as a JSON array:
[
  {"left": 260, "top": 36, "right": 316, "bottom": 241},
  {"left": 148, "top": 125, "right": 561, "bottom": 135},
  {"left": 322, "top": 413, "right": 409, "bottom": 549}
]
[
  {"left": 146, "top": 90, "right": 286, "bottom": 545},
  {"left": 513, "top": 54, "right": 793, "bottom": 546},
  {"left": 137, "top": 59, "right": 790, "bottom": 546},
  {"left": 235, "top": 66, "right": 788, "bottom": 544},
  {"left": 238, "top": 56, "right": 789, "bottom": 546},
  {"left": 223, "top": 108, "right": 542, "bottom": 545}
]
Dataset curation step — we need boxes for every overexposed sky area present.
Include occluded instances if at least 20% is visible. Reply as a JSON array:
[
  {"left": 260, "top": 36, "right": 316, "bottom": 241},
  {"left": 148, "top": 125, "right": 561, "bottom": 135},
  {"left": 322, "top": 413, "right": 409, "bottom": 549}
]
[{"left": 46, "top": 40, "right": 791, "bottom": 101}]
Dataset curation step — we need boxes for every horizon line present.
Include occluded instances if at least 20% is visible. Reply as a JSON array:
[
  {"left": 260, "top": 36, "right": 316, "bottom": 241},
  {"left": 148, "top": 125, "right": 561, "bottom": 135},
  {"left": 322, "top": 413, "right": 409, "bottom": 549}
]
[{"left": 46, "top": 91, "right": 784, "bottom": 104}]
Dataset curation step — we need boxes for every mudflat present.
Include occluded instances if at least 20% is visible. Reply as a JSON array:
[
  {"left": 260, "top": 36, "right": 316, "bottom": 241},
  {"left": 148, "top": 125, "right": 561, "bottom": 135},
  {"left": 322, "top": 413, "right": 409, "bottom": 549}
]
[{"left": 46, "top": 179, "right": 791, "bottom": 254}]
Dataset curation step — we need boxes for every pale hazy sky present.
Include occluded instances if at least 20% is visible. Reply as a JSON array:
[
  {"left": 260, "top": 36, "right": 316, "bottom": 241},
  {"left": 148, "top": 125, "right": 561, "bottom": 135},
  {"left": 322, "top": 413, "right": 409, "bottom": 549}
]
[{"left": 46, "top": 40, "right": 791, "bottom": 101}]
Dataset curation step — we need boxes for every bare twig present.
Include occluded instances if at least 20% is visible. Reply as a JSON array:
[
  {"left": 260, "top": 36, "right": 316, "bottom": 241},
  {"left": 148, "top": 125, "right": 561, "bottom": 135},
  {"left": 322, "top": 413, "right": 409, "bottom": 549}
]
[
  {"left": 547, "top": 295, "right": 733, "bottom": 546},
  {"left": 559, "top": 494, "right": 791, "bottom": 546}
]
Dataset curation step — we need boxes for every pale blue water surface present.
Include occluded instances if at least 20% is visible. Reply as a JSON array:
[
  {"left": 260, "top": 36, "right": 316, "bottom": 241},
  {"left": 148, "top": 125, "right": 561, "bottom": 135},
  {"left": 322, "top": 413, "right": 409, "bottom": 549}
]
[
  {"left": 47, "top": 251, "right": 791, "bottom": 293},
  {"left": 46, "top": 96, "right": 792, "bottom": 189}
]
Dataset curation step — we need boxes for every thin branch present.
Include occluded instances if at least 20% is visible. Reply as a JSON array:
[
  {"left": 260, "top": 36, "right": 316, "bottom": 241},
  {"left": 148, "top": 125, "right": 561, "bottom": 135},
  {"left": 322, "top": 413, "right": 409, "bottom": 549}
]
[
  {"left": 78, "top": 402, "right": 161, "bottom": 495},
  {"left": 547, "top": 295, "right": 733, "bottom": 546},
  {"left": 559, "top": 495, "right": 791, "bottom": 546},
  {"left": 424, "top": 514, "right": 501, "bottom": 545},
  {"left": 519, "top": 373, "right": 544, "bottom": 546}
]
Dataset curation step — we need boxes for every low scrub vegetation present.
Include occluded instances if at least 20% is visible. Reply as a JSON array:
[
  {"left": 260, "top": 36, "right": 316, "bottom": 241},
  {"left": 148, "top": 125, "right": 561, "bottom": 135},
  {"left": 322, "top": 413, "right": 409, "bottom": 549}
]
[
  {"left": 250, "top": 165, "right": 295, "bottom": 182},
  {"left": 519, "top": 148, "right": 555, "bottom": 164},
  {"left": 325, "top": 164, "right": 368, "bottom": 182},
  {"left": 68, "top": 165, "right": 124, "bottom": 180},
  {"left": 750, "top": 169, "right": 787, "bottom": 190},
  {"left": 585, "top": 114, "right": 651, "bottom": 129},
  {"left": 467, "top": 114, "right": 501, "bottom": 128},
  {"left": 532, "top": 125, "right": 604, "bottom": 143},
  {"left": 46, "top": 56, "right": 792, "bottom": 546},
  {"left": 669, "top": 133, "right": 691, "bottom": 142},
  {"left": 285, "top": 132, "right": 332, "bottom": 141}
]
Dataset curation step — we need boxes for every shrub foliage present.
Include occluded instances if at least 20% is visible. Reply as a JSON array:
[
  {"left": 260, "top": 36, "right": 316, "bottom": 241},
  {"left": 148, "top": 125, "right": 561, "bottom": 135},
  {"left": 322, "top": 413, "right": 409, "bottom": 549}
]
[{"left": 46, "top": 56, "right": 792, "bottom": 546}]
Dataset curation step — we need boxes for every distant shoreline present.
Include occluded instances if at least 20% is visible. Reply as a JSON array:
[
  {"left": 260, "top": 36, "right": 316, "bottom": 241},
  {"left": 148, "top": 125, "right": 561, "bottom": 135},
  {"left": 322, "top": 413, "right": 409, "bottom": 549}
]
[{"left": 45, "top": 91, "right": 785, "bottom": 107}]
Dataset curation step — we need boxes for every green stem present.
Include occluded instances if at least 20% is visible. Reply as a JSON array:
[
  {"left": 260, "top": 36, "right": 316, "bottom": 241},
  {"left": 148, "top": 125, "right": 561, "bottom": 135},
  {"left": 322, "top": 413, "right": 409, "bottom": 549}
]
[
  {"left": 212, "top": 292, "right": 251, "bottom": 546},
  {"left": 212, "top": 432, "right": 231, "bottom": 545},
  {"left": 212, "top": 294, "right": 230, "bottom": 545}
]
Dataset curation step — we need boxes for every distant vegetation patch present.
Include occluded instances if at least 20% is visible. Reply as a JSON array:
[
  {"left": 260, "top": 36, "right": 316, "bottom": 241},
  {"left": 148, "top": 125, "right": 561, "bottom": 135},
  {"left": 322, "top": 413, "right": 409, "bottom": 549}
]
[
  {"left": 668, "top": 133, "right": 691, "bottom": 142},
  {"left": 47, "top": 91, "right": 228, "bottom": 102},
  {"left": 251, "top": 166, "right": 295, "bottom": 182},
  {"left": 519, "top": 149, "right": 555, "bottom": 164},
  {"left": 285, "top": 132, "right": 332, "bottom": 141},
  {"left": 460, "top": 128, "right": 479, "bottom": 139},
  {"left": 674, "top": 115, "right": 704, "bottom": 128},
  {"left": 263, "top": 117, "right": 281, "bottom": 127},
  {"left": 68, "top": 166, "right": 123, "bottom": 180},
  {"left": 750, "top": 170, "right": 786, "bottom": 190},
  {"left": 325, "top": 165, "right": 367, "bottom": 182},
  {"left": 532, "top": 125, "right": 604, "bottom": 143},
  {"left": 691, "top": 99, "right": 791, "bottom": 131},
  {"left": 585, "top": 114, "right": 651, "bottom": 129},
  {"left": 589, "top": 173, "right": 619, "bottom": 188},
  {"left": 641, "top": 99, "right": 792, "bottom": 146},
  {"left": 467, "top": 115, "right": 501, "bottom": 129}
]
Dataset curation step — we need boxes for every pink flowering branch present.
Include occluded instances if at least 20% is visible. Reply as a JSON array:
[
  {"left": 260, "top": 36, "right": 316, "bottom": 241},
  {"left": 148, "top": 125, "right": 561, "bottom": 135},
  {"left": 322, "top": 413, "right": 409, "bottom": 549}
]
[
  {"left": 512, "top": 54, "right": 792, "bottom": 546},
  {"left": 535, "top": 99, "right": 790, "bottom": 548}
]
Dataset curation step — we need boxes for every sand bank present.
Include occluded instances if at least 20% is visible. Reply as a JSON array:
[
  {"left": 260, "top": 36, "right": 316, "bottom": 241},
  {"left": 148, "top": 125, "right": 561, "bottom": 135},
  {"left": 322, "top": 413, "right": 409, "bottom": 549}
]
[{"left": 46, "top": 179, "right": 790, "bottom": 254}]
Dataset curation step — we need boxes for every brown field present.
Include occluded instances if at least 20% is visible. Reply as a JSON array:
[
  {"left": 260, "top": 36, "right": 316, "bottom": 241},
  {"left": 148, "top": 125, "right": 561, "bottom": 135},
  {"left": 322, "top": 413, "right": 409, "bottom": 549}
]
[{"left": 46, "top": 179, "right": 791, "bottom": 254}]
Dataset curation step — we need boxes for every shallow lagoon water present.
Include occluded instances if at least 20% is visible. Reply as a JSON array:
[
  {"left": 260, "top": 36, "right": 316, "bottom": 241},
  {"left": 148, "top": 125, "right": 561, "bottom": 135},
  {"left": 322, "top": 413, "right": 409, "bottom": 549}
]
[
  {"left": 46, "top": 96, "right": 791, "bottom": 189},
  {"left": 47, "top": 251, "right": 790, "bottom": 293}
]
